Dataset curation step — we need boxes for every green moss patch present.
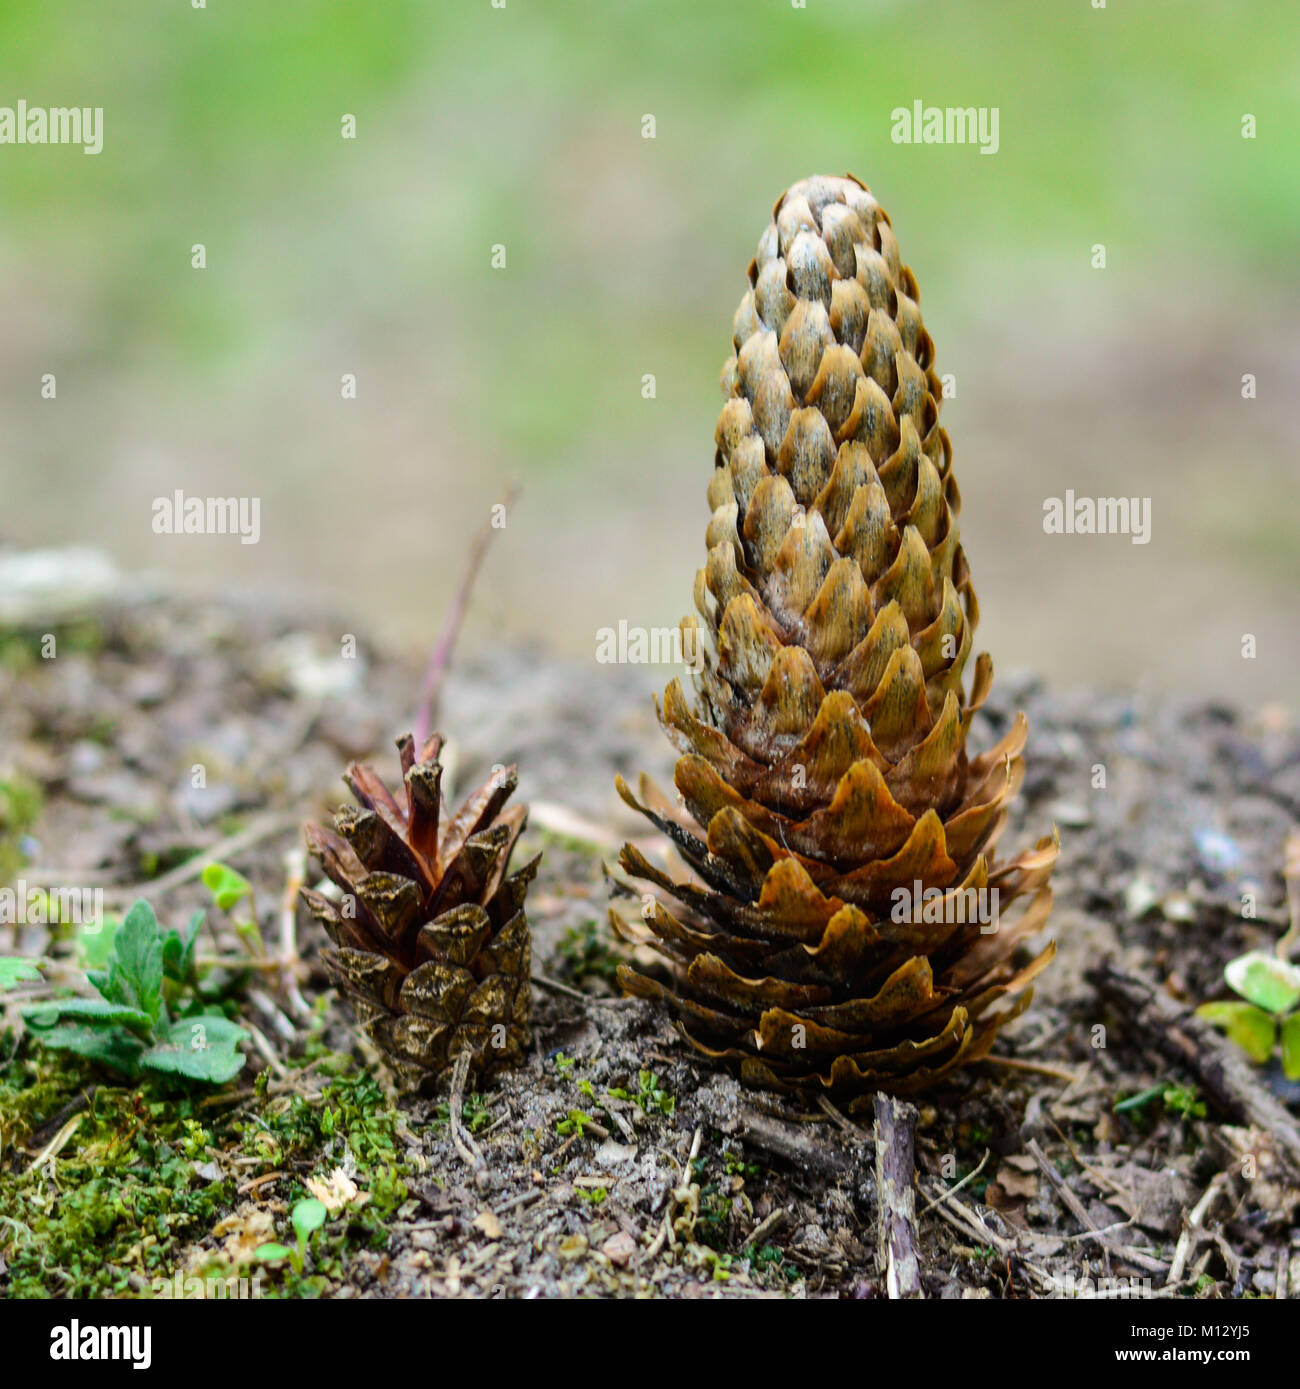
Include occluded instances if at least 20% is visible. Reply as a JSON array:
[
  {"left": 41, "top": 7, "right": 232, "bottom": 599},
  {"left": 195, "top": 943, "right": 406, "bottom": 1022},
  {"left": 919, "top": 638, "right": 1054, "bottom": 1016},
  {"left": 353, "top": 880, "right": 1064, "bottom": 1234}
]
[{"left": 0, "top": 1041, "right": 412, "bottom": 1298}]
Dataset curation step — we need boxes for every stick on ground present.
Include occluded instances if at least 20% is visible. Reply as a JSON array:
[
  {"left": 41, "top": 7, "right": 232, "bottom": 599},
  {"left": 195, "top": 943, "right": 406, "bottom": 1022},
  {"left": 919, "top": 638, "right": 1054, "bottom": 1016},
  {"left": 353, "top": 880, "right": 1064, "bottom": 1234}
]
[
  {"left": 726, "top": 1108, "right": 856, "bottom": 1182},
  {"left": 1027, "top": 1137, "right": 1168, "bottom": 1276},
  {"left": 1166, "top": 1171, "right": 1233, "bottom": 1288},
  {"left": 447, "top": 1050, "right": 486, "bottom": 1179},
  {"left": 874, "top": 1093, "right": 924, "bottom": 1299}
]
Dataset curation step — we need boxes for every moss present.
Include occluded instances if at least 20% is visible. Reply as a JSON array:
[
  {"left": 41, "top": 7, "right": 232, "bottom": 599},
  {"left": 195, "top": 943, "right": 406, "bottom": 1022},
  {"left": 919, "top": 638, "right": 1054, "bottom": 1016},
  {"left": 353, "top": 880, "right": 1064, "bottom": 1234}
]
[
  {"left": 229, "top": 1068, "right": 411, "bottom": 1299},
  {"left": 555, "top": 918, "right": 624, "bottom": 986},
  {"left": 0, "top": 1050, "right": 235, "bottom": 1297},
  {"left": 749, "top": 1242, "right": 801, "bottom": 1286},
  {"left": 0, "top": 1042, "right": 411, "bottom": 1299}
]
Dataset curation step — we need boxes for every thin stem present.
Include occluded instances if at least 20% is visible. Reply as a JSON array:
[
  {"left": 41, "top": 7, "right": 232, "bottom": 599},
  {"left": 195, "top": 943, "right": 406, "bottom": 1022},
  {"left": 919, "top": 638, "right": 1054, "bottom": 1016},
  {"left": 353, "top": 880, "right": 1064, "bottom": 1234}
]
[{"left": 413, "top": 483, "right": 518, "bottom": 749}]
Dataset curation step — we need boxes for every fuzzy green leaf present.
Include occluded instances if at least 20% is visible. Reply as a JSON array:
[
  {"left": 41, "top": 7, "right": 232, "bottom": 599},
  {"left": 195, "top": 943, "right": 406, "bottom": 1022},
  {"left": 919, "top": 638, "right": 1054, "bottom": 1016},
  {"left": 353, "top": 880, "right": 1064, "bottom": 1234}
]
[
  {"left": 25, "top": 998, "right": 153, "bottom": 1030},
  {"left": 1196, "top": 1000, "right": 1276, "bottom": 1063},
  {"left": 141, "top": 1014, "right": 248, "bottom": 1084},
  {"left": 76, "top": 915, "right": 119, "bottom": 970},
  {"left": 1280, "top": 1015, "right": 1300, "bottom": 1082},
  {"left": 160, "top": 934, "right": 184, "bottom": 982},
  {"left": 106, "top": 899, "right": 164, "bottom": 1022},
  {"left": 161, "top": 911, "right": 205, "bottom": 986},
  {"left": 1224, "top": 951, "right": 1300, "bottom": 1015},
  {"left": 0, "top": 958, "right": 42, "bottom": 991},
  {"left": 253, "top": 1244, "right": 291, "bottom": 1264},
  {"left": 24, "top": 1021, "right": 146, "bottom": 1078},
  {"left": 182, "top": 910, "right": 204, "bottom": 976}
]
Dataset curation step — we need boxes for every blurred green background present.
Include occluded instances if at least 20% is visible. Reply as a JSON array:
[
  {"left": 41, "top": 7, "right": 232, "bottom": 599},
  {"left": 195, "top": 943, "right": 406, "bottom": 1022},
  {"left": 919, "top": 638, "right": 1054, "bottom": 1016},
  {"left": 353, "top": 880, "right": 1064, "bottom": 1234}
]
[{"left": 1, "top": 0, "right": 1297, "bottom": 702}]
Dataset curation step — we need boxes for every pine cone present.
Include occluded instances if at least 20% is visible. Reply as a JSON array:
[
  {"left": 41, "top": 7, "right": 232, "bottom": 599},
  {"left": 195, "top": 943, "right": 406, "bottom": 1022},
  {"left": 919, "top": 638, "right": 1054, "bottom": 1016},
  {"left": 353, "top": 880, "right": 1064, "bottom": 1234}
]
[
  {"left": 613, "top": 174, "right": 1058, "bottom": 1106},
  {"left": 302, "top": 734, "right": 535, "bottom": 1090}
]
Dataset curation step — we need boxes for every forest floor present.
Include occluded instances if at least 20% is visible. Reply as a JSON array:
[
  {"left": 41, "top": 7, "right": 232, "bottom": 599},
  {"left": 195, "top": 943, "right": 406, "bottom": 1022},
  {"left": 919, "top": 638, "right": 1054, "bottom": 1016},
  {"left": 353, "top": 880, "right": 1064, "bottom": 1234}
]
[{"left": 2, "top": 550, "right": 1299, "bottom": 1300}]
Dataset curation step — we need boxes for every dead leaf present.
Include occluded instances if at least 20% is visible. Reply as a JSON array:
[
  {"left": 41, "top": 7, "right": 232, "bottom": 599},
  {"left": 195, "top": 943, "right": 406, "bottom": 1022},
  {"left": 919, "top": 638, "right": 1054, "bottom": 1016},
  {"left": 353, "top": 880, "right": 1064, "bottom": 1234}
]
[
  {"left": 595, "top": 1138, "right": 637, "bottom": 1165},
  {"left": 473, "top": 1210, "right": 504, "bottom": 1240},
  {"left": 995, "top": 1163, "right": 1039, "bottom": 1200},
  {"left": 305, "top": 1167, "right": 370, "bottom": 1213},
  {"left": 213, "top": 1206, "right": 275, "bottom": 1264}
]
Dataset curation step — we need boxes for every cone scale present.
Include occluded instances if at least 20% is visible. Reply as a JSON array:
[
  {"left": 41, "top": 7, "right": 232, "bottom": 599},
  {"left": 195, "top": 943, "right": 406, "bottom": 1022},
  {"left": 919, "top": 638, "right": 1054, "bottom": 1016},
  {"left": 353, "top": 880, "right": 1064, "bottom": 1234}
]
[{"left": 614, "top": 175, "right": 1058, "bottom": 1108}]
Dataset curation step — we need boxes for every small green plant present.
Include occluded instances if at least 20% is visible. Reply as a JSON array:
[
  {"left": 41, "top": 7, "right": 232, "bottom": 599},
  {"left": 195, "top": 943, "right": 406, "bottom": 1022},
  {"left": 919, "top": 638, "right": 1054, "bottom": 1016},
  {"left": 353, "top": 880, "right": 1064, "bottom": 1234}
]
[
  {"left": 1162, "top": 1084, "right": 1207, "bottom": 1118},
  {"left": 723, "top": 1149, "right": 759, "bottom": 1177},
  {"left": 1114, "top": 1081, "right": 1206, "bottom": 1118},
  {"left": 432, "top": 1091, "right": 493, "bottom": 1134},
  {"left": 701, "top": 1203, "right": 733, "bottom": 1252},
  {"left": 1197, "top": 948, "right": 1300, "bottom": 1080},
  {"left": 608, "top": 1069, "right": 676, "bottom": 1116},
  {"left": 0, "top": 958, "right": 42, "bottom": 990},
  {"left": 22, "top": 899, "right": 248, "bottom": 1086},
  {"left": 555, "top": 1109, "right": 598, "bottom": 1137},
  {"left": 750, "top": 1242, "right": 800, "bottom": 1285},
  {"left": 201, "top": 861, "right": 266, "bottom": 957},
  {"left": 254, "top": 1197, "right": 329, "bottom": 1274}
]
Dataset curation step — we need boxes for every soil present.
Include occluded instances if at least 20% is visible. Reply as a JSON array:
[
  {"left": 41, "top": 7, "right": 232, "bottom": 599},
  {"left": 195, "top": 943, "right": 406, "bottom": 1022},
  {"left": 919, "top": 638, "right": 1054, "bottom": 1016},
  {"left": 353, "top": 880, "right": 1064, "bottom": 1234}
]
[{"left": 2, "top": 550, "right": 1298, "bottom": 1299}]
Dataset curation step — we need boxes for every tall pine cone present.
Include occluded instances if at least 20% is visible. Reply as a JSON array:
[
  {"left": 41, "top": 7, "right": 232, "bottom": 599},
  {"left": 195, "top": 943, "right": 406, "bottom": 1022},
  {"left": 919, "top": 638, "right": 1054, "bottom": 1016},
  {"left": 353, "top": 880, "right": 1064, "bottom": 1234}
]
[
  {"left": 614, "top": 175, "right": 1058, "bottom": 1106},
  {"left": 302, "top": 734, "right": 535, "bottom": 1090}
]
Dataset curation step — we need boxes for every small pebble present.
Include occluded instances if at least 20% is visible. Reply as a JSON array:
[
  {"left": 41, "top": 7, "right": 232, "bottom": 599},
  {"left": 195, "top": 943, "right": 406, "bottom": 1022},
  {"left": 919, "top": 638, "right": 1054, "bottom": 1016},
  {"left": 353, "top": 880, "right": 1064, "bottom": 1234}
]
[{"left": 601, "top": 1231, "right": 636, "bottom": 1267}]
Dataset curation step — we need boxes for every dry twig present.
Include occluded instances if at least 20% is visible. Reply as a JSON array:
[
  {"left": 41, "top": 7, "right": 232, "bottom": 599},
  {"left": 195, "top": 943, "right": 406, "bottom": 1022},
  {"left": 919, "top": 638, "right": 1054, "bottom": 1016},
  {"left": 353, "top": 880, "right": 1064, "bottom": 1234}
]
[
  {"left": 874, "top": 1093, "right": 924, "bottom": 1299},
  {"left": 529, "top": 973, "right": 633, "bottom": 1008},
  {"left": 1027, "top": 1137, "right": 1168, "bottom": 1276},
  {"left": 447, "top": 1050, "right": 486, "bottom": 1177},
  {"left": 917, "top": 1148, "right": 990, "bottom": 1218},
  {"left": 1166, "top": 1171, "right": 1233, "bottom": 1287},
  {"left": 726, "top": 1107, "right": 856, "bottom": 1181}
]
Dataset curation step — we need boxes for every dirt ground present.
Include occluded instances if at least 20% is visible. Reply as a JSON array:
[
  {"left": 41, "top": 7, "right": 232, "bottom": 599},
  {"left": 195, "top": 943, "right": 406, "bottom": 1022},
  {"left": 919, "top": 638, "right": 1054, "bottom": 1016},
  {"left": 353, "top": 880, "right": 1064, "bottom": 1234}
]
[{"left": 2, "top": 551, "right": 1298, "bottom": 1299}]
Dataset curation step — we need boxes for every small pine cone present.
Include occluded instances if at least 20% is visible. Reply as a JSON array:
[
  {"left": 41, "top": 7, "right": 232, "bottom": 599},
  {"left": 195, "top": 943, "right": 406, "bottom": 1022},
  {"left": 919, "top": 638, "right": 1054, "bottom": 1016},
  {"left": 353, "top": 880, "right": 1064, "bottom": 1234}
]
[
  {"left": 614, "top": 175, "right": 1058, "bottom": 1109},
  {"left": 302, "top": 733, "right": 535, "bottom": 1091}
]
